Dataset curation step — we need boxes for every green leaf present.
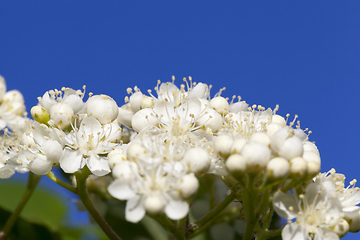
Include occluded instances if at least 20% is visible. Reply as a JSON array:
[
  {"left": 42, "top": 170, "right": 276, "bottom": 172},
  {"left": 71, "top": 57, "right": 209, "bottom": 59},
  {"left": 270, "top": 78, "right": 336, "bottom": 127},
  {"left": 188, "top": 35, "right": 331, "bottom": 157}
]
[{"left": 0, "top": 180, "right": 67, "bottom": 230}]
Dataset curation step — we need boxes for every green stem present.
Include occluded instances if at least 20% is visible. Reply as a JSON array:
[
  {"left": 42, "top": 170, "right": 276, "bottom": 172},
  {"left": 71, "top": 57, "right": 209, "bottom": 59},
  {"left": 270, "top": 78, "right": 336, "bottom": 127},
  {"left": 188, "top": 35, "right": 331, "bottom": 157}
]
[
  {"left": 152, "top": 215, "right": 185, "bottom": 240},
  {"left": 0, "top": 173, "right": 41, "bottom": 240},
  {"left": 185, "top": 193, "right": 235, "bottom": 238},
  {"left": 46, "top": 171, "right": 77, "bottom": 194},
  {"left": 74, "top": 168, "right": 121, "bottom": 240},
  {"left": 256, "top": 227, "right": 283, "bottom": 240},
  {"left": 261, "top": 206, "right": 274, "bottom": 234},
  {"left": 242, "top": 176, "right": 257, "bottom": 240}
]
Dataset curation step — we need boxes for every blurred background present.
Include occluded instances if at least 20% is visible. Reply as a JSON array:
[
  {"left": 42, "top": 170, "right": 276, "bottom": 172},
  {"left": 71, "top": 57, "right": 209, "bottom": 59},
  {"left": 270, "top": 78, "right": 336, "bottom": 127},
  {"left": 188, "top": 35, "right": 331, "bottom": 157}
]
[{"left": 0, "top": 1, "right": 359, "bottom": 239}]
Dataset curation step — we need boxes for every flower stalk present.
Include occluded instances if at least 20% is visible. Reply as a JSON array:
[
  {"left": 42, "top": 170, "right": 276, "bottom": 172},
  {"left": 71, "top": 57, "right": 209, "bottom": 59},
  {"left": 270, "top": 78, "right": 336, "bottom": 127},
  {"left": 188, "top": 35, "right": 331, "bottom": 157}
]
[
  {"left": 0, "top": 173, "right": 41, "bottom": 240},
  {"left": 74, "top": 167, "right": 121, "bottom": 240}
]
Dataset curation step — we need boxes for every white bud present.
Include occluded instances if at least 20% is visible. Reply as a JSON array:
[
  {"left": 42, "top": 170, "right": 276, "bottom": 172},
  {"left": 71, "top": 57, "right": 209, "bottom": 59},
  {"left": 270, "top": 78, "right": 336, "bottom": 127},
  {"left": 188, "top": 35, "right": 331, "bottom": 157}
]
[
  {"left": 266, "top": 122, "right": 282, "bottom": 137},
  {"left": 179, "top": 173, "right": 199, "bottom": 199},
  {"left": 225, "top": 154, "right": 246, "bottom": 173},
  {"left": 344, "top": 209, "right": 360, "bottom": 233},
  {"left": 187, "top": 83, "right": 209, "bottom": 99},
  {"left": 127, "top": 143, "right": 147, "bottom": 161},
  {"left": 144, "top": 195, "right": 165, "bottom": 215},
  {"left": 229, "top": 101, "right": 248, "bottom": 113},
  {"left": 112, "top": 161, "right": 137, "bottom": 181},
  {"left": 266, "top": 157, "right": 289, "bottom": 180},
  {"left": 108, "top": 148, "right": 127, "bottom": 169},
  {"left": 270, "top": 127, "right": 291, "bottom": 153},
  {"left": 214, "top": 135, "right": 234, "bottom": 159},
  {"left": 210, "top": 96, "right": 229, "bottom": 115},
  {"left": 289, "top": 157, "right": 307, "bottom": 177},
  {"left": 241, "top": 142, "right": 271, "bottom": 172},
  {"left": 271, "top": 114, "right": 286, "bottom": 127},
  {"left": 230, "top": 137, "right": 247, "bottom": 154},
  {"left": 86, "top": 94, "right": 119, "bottom": 124},
  {"left": 307, "top": 161, "right": 320, "bottom": 176},
  {"left": 332, "top": 218, "right": 349, "bottom": 237},
  {"left": 196, "top": 108, "right": 223, "bottom": 132},
  {"left": 129, "top": 91, "right": 143, "bottom": 112},
  {"left": 63, "top": 94, "right": 84, "bottom": 113},
  {"left": 294, "top": 128, "right": 307, "bottom": 141},
  {"left": 278, "top": 136, "right": 304, "bottom": 160},
  {"left": 183, "top": 148, "right": 211, "bottom": 174},
  {"left": 250, "top": 132, "right": 271, "bottom": 146},
  {"left": 140, "top": 96, "right": 154, "bottom": 109},
  {"left": 303, "top": 151, "right": 321, "bottom": 165},
  {"left": 49, "top": 102, "right": 74, "bottom": 129},
  {"left": 303, "top": 141, "right": 320, "bottom": 155},
  {"left": 131, "top": 108, "right": 157, "bottom": 132},
  {"left": 117, "top": 105, "right": 134, "bottom": 128}
]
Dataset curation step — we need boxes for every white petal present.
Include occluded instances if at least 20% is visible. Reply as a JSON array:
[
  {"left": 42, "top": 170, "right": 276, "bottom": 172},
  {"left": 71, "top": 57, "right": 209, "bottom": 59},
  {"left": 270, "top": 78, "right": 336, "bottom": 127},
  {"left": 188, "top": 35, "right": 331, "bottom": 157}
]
[
  {"left": 29, "top": 158, "right": 53, "bottom": 175},
  {"left": 87, "top": 154, "right": 110, "bottom": 176},
  {"left": 108, "top": 179, "right": 136, "bottom": 200},
  {"left": 272, "top": 191, "right": 299, "bottom": 219},
  {"left": 282, "top": 224, "right": 305, "bottom": 240},
  {"left": 165, "top": 199, "right": 189, "bottom": 220},
  {"left": 42, "top": 140, "right": 63, "bottom": 163},
  {"left": 125, "top": 195, "right": 145, "bottom": 223},
  {"left": 60, "top": 148, "right": 84, "bottom": 173}
]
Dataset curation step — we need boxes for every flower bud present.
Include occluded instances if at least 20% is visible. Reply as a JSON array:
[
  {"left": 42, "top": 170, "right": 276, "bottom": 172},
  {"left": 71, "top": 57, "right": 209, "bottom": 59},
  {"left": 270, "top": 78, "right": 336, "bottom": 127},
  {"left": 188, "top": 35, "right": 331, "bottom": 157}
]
[
  {"left": 266, "top": 122, "right": 282, "bottom": 137},
  {"left": 303, "top": 151, "right": 321, "bottom": 165},
  {"left": 131, "top": 108, "right": 157, "bottom": 132},
  {"left": 344, "top": 209, "right": 360, "bottom": 233},
  {"left": 230, "top": 137, "right": 247, "bottom": 154},
  {"left": 196, "top": 108, "right": 223, "bottom": 132},
  {"left": 179, "top": 173, "right": 199, "bottom": 199},
  {"left": 112, "top": 161, "right": 137, "bottom": 181},
  {"left": 214, "top": 135, "right": 234, "bottom": 159},
  {"left": 117, "top": 105, "right": 134, "bottom": 128},
  {"left": 225, "top": 154, "right": 246, "bottom": 174},
  {"left": 31, "top": 106, "right": 50, "bottom": 124},
  {"left": 307, "top": 161, "right": 320, "bottom": 177},
  {"left": 241, "top": 142, "right": 271, "bottom": 173},
  {"left": 266, "top": 157, "right": 289, "bottom": 180},
  {"left": 144, "top": 195, "right": 165, "bottom": 215},
  {"left": 129, "top": 91, "right": 143, "bottom": 112},
  {"left": 183, "top": 147, "right": 211, "bottom": 174},
  {"left": 210, "top": 96, "right": 229, "bottom": 115},
  {"left": 278, "top": 136, "right": 303, "bottom": 160},
  {"left": 108, "top": 148, "right": 127, "bottom": 169},
  {"left": 250, "top": 132, "right": 271, "bottom": 146},
  {"left": 289, "top": 157, "right": 307, "bottom": 177},
  {"left": 332, "top": 218, "right": 349, "bottom": 237},
  {"left": 140, "top": 96, "right": 155, "bottom": 109},
  {"left": 271, "top": 114, "right": 286, "bottom": 127},
  {"left": 127, "top": 143, "right": 147, "bottom": 161},
  {"left": 87, "top": 94, "right": 119, "bottom": 124},
  {"left": 49, "top": 102, "right": 74, "bottom": 129}
]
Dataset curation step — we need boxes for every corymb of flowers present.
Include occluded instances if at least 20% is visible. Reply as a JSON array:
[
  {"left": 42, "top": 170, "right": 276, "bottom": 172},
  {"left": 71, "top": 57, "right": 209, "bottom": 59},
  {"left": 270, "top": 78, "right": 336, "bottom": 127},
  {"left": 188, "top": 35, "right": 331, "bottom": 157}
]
[{"left": 0, "top": 74, "right": 359, "bottom": 240}]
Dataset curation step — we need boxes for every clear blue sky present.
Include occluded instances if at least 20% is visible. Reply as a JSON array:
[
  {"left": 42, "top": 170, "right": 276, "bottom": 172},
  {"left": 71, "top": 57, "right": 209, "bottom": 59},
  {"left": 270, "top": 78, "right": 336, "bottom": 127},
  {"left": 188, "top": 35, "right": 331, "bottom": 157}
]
[{"left": 1, "top": 1, "right": 360, "bottom": 239}]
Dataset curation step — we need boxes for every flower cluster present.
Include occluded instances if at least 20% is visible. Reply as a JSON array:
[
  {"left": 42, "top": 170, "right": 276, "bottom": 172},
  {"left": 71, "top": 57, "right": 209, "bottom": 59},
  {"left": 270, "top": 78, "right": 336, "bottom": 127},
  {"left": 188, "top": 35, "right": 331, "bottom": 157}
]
[
  {"left": 0, "top": 75, "right": 359, "bottom": 239},
  {"left": 273, "top": 169, "right": 360, "bottom": 239}
]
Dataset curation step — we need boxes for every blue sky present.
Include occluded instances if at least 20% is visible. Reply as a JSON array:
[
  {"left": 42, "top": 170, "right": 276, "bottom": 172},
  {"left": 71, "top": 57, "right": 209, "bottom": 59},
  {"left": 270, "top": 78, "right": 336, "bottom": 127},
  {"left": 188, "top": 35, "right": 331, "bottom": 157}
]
[{"left": 1, "top": 1, "right": 360, "bottom": 239}]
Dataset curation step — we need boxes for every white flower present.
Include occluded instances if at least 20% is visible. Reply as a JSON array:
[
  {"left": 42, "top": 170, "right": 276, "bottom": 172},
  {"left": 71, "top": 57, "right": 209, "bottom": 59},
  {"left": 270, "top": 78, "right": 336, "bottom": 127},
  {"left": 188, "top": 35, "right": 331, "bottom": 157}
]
[
  {"left": 0, "top": 77, "right": 27, "bottom": 130},
  {"left": 108, "top": 162, "right": 192, "bottom": 223},
  {"left": 60, "top": 116, "right": 117, "bottom": 176},
  {"left": 273, "top": 182, "right": 343, "bottom": 240}
]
